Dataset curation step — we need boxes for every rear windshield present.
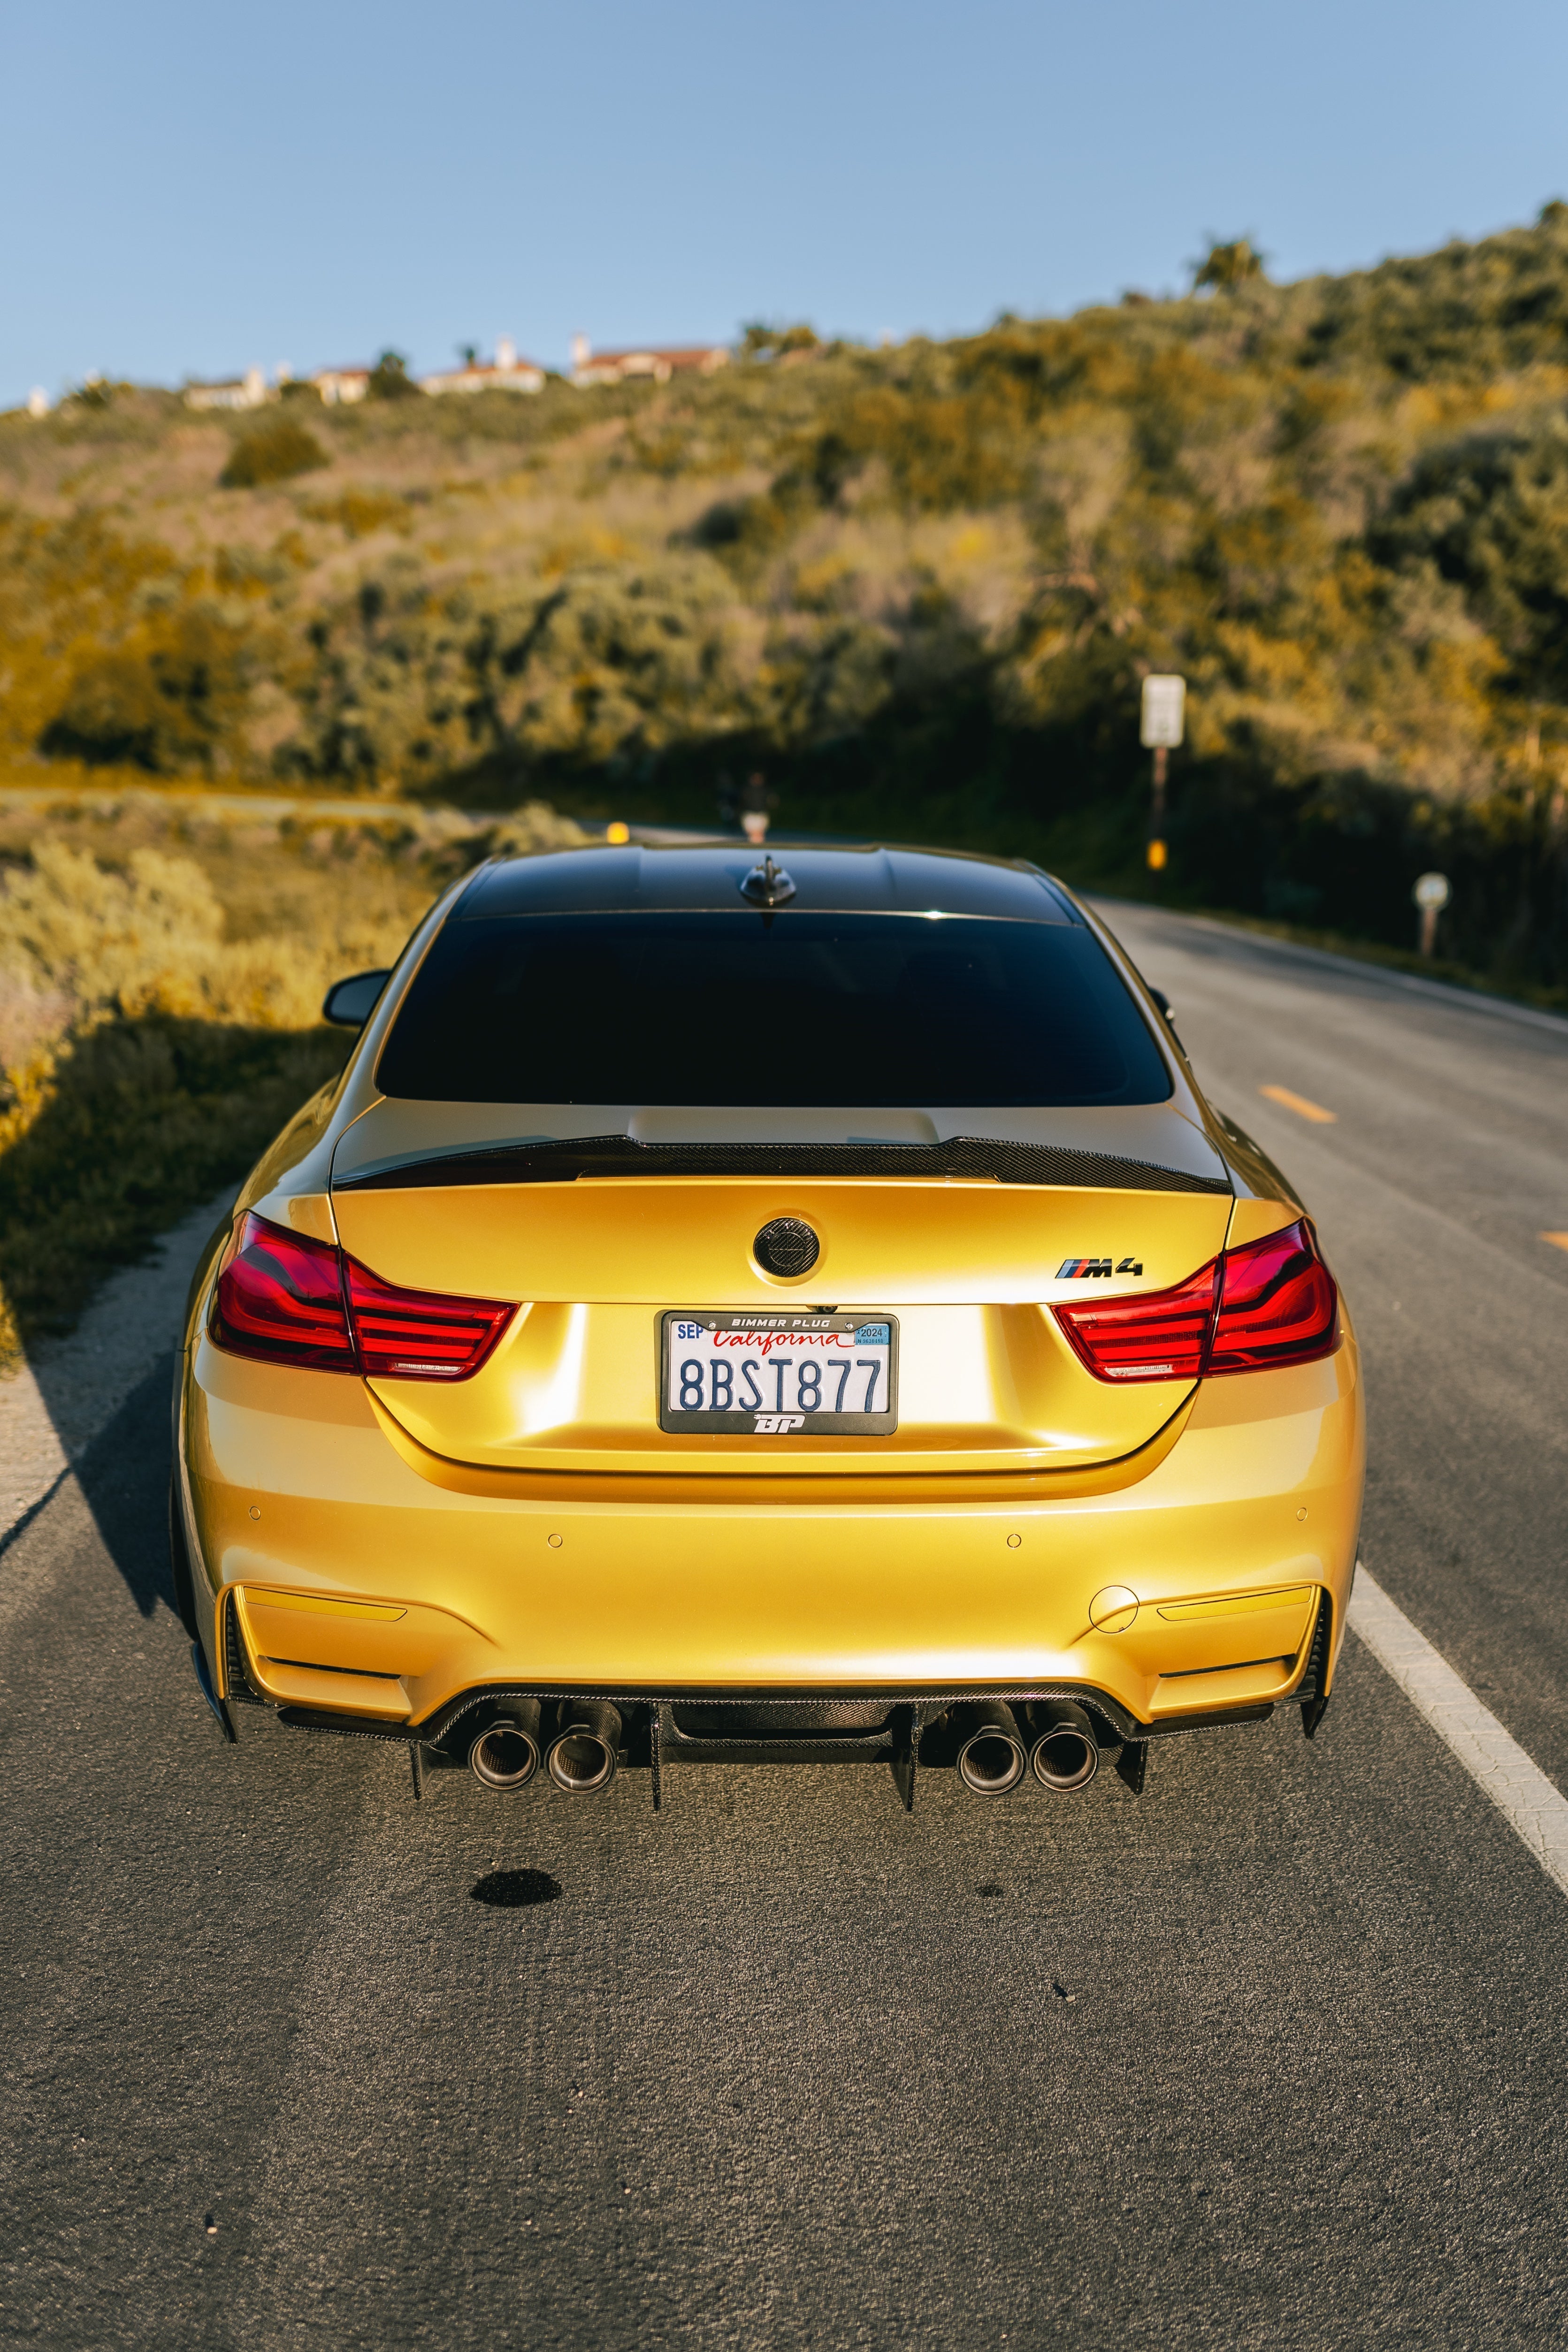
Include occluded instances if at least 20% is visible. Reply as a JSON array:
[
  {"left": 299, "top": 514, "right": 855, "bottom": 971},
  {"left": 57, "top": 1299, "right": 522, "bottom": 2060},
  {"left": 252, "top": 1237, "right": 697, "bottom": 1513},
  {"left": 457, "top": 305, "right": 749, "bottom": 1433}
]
[{"left": 376, "top": 912, "right": 1172, "bottom": 1107}]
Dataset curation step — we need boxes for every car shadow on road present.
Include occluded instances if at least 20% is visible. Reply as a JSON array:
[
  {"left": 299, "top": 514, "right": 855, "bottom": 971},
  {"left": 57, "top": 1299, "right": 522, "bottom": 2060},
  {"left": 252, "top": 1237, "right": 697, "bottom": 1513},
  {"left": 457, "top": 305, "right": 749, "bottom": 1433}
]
[
  {"left": 0, "top": 1179, "right": 238, "bottom": 1617},
  {"left": 69, "top": 1357, "right": 182, "bottom": 1623}
]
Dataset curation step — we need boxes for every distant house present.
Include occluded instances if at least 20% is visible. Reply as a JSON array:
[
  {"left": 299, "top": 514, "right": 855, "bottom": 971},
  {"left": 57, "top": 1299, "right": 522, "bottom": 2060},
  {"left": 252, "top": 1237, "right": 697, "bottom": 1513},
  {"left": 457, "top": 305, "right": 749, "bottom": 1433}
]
[
  {"left": 421, "top": 339, "right": 545, "bottom": 397},
  {"left": 570, "top": 335, "right": 729, "bottom": 387},
  {"left": 310, "top": 367, "right": 372, "bottom": 405},
  {"left": 184, "top": 366, "right": 269, "bottom": 412}
]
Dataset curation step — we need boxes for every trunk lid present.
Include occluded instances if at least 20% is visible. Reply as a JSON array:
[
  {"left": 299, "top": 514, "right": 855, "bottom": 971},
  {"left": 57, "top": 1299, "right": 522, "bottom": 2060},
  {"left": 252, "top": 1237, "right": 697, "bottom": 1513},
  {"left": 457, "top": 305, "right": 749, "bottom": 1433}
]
[{"left": 330, "top": 1106, "right": 1233, "bottom": 1474}]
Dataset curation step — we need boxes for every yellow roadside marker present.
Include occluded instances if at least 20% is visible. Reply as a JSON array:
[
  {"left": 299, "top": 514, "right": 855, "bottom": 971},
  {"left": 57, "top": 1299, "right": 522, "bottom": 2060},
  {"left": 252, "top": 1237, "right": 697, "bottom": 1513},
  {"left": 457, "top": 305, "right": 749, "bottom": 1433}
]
[
  {"left": 1542, "top": 1233, "right": 1568, "bottom": 1254},
  {"left": 1259, "top": 1084, "right": 1338, "bottom": 1125}
]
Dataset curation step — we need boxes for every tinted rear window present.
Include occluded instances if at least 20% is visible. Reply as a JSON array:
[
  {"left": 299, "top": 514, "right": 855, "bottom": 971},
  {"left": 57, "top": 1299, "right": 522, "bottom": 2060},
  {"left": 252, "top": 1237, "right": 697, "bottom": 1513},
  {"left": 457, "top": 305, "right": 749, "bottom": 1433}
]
[{"left": 376, "top": 912, "right": 1172, "bottom": 1107}]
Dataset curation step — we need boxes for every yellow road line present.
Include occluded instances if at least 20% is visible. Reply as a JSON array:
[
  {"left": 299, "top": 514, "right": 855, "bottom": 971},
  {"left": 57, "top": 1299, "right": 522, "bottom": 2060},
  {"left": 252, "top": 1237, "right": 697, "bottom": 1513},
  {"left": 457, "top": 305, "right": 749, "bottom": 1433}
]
[
  {"left": 1542, "top": 1232, "right": 1568, "bottom": 1254},
  {"left": 1259, "top": 1084, "right": 1338, "bottom": 1125}
]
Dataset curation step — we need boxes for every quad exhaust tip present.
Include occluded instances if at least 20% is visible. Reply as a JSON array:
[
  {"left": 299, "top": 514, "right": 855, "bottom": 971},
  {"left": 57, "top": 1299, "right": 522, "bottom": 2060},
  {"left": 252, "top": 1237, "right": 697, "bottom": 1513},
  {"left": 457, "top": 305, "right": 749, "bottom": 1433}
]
[
  {"left": 956, "top": 1703, "right": 1028, "bottom": 1797},
  {"left": 954, "top": 1700, "right": 1100, "bottom": 1796},
  {"left": 547, "top": 1699, "right": 622, "bottom": 1795},
  {"left": 468, "top": 1700, "right": 543, "bottom": 1790},
  {"left": 1027, "top": 1702, "right": 1099, "bottom": 1793},
  {"left": 465, "top": 1693, "right": 1094, "bottom": 1800}
]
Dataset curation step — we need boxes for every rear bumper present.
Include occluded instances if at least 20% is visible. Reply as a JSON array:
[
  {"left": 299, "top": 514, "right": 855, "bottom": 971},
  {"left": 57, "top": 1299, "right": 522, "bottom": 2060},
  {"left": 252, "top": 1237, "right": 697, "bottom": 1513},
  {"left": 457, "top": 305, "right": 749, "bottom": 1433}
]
[
  {"left": 256, "top": 1643, "right": 1333, "bottom": 1766},
  {"left": 180, "top": 1320, "right": 1363, "bottom": 1739},
  {"left": 236, "top": 1631, "right": 1334, "bottom": 1811}
]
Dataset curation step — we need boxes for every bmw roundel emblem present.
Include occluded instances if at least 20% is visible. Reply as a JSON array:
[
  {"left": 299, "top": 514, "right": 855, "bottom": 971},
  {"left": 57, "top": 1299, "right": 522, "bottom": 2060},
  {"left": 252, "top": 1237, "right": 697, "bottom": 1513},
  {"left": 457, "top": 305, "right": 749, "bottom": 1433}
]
[{"left": 753, "top": 1218, "right": 820, "bottom": 1277}]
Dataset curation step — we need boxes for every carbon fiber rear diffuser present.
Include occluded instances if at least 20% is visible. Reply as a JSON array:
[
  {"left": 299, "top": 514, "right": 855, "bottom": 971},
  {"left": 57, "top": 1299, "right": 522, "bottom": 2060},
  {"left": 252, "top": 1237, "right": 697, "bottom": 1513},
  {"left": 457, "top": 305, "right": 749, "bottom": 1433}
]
[{"left": 268, "top": 1684, "right": 1299, "bottom": 1811}]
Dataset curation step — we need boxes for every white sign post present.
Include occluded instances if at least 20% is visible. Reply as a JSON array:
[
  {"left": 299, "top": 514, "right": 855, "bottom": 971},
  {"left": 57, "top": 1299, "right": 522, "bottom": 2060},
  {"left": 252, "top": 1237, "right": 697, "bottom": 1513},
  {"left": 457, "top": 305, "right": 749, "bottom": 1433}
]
[
  {"left": 1413, "top": 871, "right": 1450, "bottom": 958},
  {"left": 1140, "top": 676, "right": 1185, "bottom": 872}
]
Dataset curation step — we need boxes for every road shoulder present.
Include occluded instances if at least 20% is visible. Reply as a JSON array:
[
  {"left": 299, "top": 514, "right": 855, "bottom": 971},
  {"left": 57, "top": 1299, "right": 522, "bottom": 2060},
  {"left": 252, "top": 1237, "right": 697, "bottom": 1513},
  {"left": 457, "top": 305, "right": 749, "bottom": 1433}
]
[{"left": 0, "top": 1187, "right": 233, "bottom": 1551}]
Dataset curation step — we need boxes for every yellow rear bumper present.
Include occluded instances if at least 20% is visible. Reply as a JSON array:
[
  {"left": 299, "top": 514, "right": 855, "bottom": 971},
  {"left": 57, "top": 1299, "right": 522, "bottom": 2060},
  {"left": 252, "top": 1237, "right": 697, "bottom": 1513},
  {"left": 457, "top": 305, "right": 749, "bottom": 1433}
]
[{"left": 181, "top": 1322, "right": 1363, "bottom": 1735}]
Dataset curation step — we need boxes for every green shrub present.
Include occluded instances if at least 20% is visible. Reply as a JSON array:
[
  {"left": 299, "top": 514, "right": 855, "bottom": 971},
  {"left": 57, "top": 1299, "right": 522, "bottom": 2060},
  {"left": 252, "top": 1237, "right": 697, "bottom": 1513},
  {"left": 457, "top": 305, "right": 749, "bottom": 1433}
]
[
  {"left": 1371, "top": 414, "right": 1568, "bottom": 699},
  {"left": 0, "top": 801, "right": 584, "bottom": 1355},
  {"left": 39, "top": 608, "right": 257, "bottom": 771},
  {"left": 219, "top": 418, "right": 329, "bottom": 488},
  {"left": 0, "top": 1012, "right": 349, "bottom": 1349}
]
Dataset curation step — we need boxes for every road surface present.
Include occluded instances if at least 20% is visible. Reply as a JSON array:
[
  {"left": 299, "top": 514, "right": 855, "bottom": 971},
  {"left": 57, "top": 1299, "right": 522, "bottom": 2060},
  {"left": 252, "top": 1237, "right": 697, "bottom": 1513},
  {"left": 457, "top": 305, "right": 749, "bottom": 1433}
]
[{"left": 3, "top": 905, "right": 1567, "bottom": 2348}]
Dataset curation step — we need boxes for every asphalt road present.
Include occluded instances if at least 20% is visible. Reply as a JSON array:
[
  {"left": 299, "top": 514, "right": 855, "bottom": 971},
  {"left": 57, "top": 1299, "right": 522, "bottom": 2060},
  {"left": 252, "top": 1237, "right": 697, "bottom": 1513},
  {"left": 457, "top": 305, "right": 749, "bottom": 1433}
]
[{"left": 4, "top": 907, "right": 1568, "bottom": 2350}]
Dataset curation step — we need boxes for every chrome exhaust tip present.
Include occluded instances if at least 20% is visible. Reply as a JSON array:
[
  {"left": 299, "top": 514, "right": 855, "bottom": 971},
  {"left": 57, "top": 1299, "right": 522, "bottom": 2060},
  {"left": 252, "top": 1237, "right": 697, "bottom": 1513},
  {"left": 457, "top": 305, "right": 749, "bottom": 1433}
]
[
  {"left": 468, "top": 1700, "right": 543, "bottom": 1791},
  {"left": 1027, "top": 1702, "right": 1099, "bottom": 1793},
  {"left": 547, "top": 1700, "right": 622, "bottom": 1795},
  {"left": 955, "top": 1702, "right": 1027, "bottom": 1797}
]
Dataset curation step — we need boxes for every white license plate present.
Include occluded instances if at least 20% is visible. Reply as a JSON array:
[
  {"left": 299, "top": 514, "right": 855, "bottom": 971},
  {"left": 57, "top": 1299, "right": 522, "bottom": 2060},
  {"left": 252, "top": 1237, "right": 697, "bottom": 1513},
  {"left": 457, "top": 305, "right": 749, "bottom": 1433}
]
[{"left": 659, "top": 1312, "right": 898, "bottom": 1436}]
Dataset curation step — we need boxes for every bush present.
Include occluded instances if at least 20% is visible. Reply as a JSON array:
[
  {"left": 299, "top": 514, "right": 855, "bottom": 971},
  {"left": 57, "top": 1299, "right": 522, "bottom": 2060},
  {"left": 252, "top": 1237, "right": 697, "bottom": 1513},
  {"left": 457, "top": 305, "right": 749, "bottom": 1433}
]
[
  {"left": 285, "top": 553, "right": 762, "bottom": 786},
  {"left": 219, "top": 418, "right": 329, "bottom": 488},
  {"left": 0, "top": 801, "right": 582, "bottom": 1355},
  {"left": 38, "top": 608, "right": 257, "bottom": 771},
  {"left": 1371, "top": 414, "right": 1568, "bottom": 700},
  {"left": 0, "top": 1012, "right": 349, "bottom": 1349}
]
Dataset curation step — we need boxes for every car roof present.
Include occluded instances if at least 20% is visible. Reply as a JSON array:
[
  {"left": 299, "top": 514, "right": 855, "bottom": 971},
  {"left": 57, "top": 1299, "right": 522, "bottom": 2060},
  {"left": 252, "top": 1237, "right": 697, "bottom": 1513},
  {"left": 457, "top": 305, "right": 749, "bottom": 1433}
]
[{"left": 458, "top": 842, "right": 1081, "bottom": 924}]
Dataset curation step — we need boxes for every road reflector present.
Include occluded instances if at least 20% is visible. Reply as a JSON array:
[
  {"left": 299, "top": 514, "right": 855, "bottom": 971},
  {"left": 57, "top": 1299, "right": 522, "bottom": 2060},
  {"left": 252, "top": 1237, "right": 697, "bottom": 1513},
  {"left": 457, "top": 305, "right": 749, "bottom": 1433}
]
[
  {"left": 1542, "top": 1232, "right": 1568, "bottom": 1254},
  {"left": 1259, "top": 1084, "right": 1337, "bottom": 1125}
]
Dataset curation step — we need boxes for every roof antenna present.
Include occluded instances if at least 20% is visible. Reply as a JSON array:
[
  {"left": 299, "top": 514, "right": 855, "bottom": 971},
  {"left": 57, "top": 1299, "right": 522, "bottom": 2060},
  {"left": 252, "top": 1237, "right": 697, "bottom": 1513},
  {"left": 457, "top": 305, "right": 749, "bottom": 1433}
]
[{"left": 740, "top": 853, "right": 796, "bottom": 907}]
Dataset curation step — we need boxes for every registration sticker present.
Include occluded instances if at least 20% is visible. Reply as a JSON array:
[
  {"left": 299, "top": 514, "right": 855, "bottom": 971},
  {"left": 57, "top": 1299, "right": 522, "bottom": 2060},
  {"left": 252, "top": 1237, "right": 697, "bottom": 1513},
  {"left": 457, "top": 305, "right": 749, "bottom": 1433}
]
[{"left": 658, "top": 1312, "right": 899, "bottom": 1436}]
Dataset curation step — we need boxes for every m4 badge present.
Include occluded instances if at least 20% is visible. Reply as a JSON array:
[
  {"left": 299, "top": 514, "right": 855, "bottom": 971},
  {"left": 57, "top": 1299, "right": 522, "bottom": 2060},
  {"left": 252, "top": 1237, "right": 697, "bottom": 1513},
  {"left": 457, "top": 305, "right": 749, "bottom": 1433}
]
[{"left": 1057, "top": 1256, "right": 1143, "bottom": 1279}]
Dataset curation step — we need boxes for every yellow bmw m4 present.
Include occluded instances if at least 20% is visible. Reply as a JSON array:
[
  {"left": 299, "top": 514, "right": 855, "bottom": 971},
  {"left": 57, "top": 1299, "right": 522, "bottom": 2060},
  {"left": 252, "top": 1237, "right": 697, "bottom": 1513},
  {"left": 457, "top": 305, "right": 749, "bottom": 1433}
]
[{"left": 172, "top": 842, "right": 1362, "bottom": 1809}]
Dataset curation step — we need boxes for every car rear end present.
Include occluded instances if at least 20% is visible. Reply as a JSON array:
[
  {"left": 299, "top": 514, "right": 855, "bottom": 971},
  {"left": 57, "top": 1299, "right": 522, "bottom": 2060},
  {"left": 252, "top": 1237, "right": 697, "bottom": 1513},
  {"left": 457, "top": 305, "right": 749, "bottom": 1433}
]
[{"left": 176, "top": 843, "right": 1362, "bottom": 1807}]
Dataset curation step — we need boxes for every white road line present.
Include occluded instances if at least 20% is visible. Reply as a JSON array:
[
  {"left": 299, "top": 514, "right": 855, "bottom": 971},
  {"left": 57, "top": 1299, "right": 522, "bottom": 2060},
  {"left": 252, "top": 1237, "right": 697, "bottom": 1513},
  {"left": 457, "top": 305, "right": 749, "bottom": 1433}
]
[{"left": 1349, "top": 1567, "right": 1568, "bottom": 1899}]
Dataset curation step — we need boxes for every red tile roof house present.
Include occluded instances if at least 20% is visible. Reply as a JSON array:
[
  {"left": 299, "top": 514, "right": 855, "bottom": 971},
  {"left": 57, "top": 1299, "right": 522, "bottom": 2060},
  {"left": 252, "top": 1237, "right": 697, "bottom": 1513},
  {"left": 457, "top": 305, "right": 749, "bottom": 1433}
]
[
  {"left": 309, "top": 366, "right": 373, "bottom": 405},
  {"left": 421, "top": 339, "right": 546, "bottom": 396},
  {"left": 186, "top": 363, "right": 375, "bottom": 409},
  {"left": 183, "top": 366, "right": 270, "bottom": 412},
  {"left": 569, "top": 335, "right": 729, "bottom": 386}
]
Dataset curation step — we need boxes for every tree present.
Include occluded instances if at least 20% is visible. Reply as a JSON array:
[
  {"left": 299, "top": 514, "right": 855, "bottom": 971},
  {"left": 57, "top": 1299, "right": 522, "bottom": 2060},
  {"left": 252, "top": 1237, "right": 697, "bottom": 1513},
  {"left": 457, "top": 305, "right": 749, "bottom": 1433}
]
[
  {"left": 1192, "top": 237, "right": 1267, "bottom": 293},
  {"left": 1373, "top": 414, "right": 1568, "bottom": 698},
  {"left": 367, "top": 350, "right": 421, "bottom": 401},
  {"left": 739, "top": 321, "right": 820, "bottom": 361}
]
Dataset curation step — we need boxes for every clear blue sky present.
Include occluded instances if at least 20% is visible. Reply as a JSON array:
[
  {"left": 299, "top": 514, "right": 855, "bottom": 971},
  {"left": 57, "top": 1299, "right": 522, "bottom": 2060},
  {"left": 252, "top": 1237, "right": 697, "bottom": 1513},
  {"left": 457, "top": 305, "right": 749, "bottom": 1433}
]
[{"left": 5, "top": 0, "right": 1567, "bottom": 406}]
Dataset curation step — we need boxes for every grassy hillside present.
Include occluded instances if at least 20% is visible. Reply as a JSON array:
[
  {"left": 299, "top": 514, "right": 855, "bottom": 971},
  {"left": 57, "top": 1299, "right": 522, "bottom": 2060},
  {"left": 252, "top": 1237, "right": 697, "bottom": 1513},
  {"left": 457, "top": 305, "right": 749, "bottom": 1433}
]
[
  {"left": 7, "top": 211, "right": 1568, "bottom": 988},
  {"left": 0, "top": 788, "right": 582, "bottom": 1360}
]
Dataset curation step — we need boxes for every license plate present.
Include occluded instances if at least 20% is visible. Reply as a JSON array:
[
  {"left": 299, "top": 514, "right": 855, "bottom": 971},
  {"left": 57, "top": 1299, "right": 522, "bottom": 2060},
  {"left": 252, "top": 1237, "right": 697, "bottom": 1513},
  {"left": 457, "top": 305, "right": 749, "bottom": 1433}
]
[{"left": 659, "top": 1312, "right": 898, "bottom": 1436}]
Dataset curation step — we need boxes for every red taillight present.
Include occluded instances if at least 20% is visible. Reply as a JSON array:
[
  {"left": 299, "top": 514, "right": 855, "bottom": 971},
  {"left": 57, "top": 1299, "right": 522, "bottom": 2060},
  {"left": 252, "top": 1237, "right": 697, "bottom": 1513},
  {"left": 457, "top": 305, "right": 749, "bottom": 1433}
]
[
  {"left": 211, "top": 1212, "right": 514, "bottom": 1382},
  {"left": 1054, "top": 1219, "right": 1338, "bottom": 1384},
  {"left": 345, "top": 1255, "right": 514, "bottom": 1381},
  {"left": 1053, "top": 1259, "right": 1218, "bottom": 1382},
  {"left": 1207, "top": 1219, "right": 1339, "bottom": 1373},
  {"left": 213, "top": 1215, "right": 356, "bottom": 1372}
]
